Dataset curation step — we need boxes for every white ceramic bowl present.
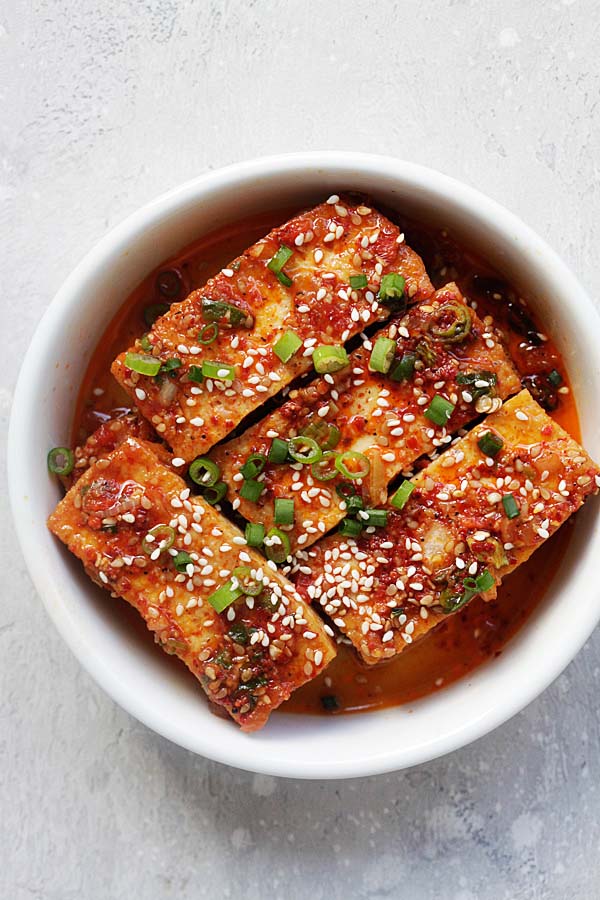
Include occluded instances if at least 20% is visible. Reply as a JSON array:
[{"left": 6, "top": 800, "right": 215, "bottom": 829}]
[{"left": 9, "top": 152, "right": 600, "bottom": 779}]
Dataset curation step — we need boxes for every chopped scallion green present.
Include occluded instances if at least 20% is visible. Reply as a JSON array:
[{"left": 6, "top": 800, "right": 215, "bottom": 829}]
[
  {"left": 349, "top": 274, "right": 368, "bottom": 289},
  {"left": 335, "top": 450, "right": 370, "bottom": 480},
  {"left": 240, "top": 453, "right": 267, "bottom": 480},
  {"left": 339, "top": 517, "right": 363, "bottom": 537},
  {"left": 390, "top": 480, "right": 415, "bottom": 510},
  {"left": 245, "top": 522, "right": 265, "bottom": 547},
  {"left": 202, "top": 481, "right": 227, "bottom": 505},
  {"left": 378, "top": 273, "right": 406, "bottom": 305},
  {"left": 198, "top": 323, "right": 219, "bottom": 345},
  {"left": 273, "top": 330, "right": 303, "bottom": 363},
  {"left": 424, "top": 394, "right": 455, "bottom": 427},
  {"left": 47, "top": 447, "right": 74, "bottom": 477},
  {"left": 288, "top": 436, "right": 322, "bottom": 464},
  {"left": 369, "top": 336, "right": 397, "bottom": 374},
  {"left": 267, "top": 245, "right": 294, "bottom": 287},
  {"left": 207, "top": 579, "right": 244, "bottom": 613},
  {"left": 173, "top": 551, "right": 193, "bottom": 573},
  {"left": 240, "top": 479, "right": 265, "bottom": 503},
  {"left": 363, "top": 509, "right": 388, "bottom": 527},
  {"left": 274, "top": 497, "right": 295, "bottom": 525},
  {"left": 268, "top": 437, "right": 289, "bottom": 464},
  {"left": 312, "top": 345, "right": 349, "bottom": 374},
  {"left": 188, "top": 457, "right": 220, "bottom": 487},
  {"left": 389, "top": 351, "right": 416, "bottom": 382},
  {"left": 124, "top": 352, "right": 161, "bottom": 377},
  {"left": 502, "top": 493, "right": 520, "bottom": 519},
  {"left": 264, "top": 527, "right": 291, "bottom": 563},
  {"left": 201, "top": 359, "right": 236, "bottom": 381},
  {"left": 477, "top": 431, "right": 504, "bottom": 458}
]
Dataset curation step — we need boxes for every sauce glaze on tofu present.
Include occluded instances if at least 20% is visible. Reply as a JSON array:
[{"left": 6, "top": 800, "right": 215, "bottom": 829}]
[
  {"left": 291, "top": 391, "right": 600, "bottom": 665},
  {"left": 111, "top": 198, "right": 432, "bottom": 461},
  {"left": 48, "top": 438, "right": 336, "bottom": 731},
  {"left": 47, "top": 197, "right": 598, "bottom": 724},
  {"left": 213, "top": 283, "right": 521, "bottom": 552}
]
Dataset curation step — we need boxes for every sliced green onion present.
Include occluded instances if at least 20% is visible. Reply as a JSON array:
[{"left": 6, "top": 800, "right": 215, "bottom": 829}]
[
  {"left": 240, "top": 479, "right": 265, "bottom": 503},
  {"left": 268, "top": 437, "right": 289, "bottom": 464},
  {"left": 140, "top": 334, "right": 152, "bottom": 352},
  {"left": 369, "top": 336, "right": 397, "bottom": 374},
  {"left": 288, "top": 436, "right": 322, "bottom": 464},
  {"left": 441, "top": 569, "right": 495, "bottom": 613},
  {"left": 339, "top": 517, "right": 363, "bottom": 537},
  {"left": 124, "top": 352, "right": 161, "bottom": 377},
  {"left": 349, "top": 274, "right": 368, "bottom": 289},
  {"left": 264, "top": 527, "right": 291, "bottom": 563},
  {"left": 390, "top": 480, "right": 415, "bottom": 510},
  {"left": 502, "top": 493, "right": 520, "bottom": 519},
  {"left": 548, "top": 368, "right": 563, "bottom": 387},
  {"left": 363, "top": 509, "right": 388, "bottom": 527},
  {"left": 274, "top": 497, "right": 295, "bottom": 525},
  {"left": 267, "top": 245, "right": 293, "bottom": 286},
  {"left": 141, "top": 524, "right": 175, "bottom": 555},
  {"left": 201, "top": 359, "right": 236, "bottom": 381},
  {"left": 477, "top": 431, "right": 504, "bottom": 458},
  {"left": 245, "top": 522, "right": 265, "bottom": 547},
  {"left": 231, "top": 566, "right": 263, "bottom": 596},
  {"left": 378, "top": 273, "right": 406, "bottom": 305},
  {"left": 207, "top": 579, "right": 244, "bottom": 613},
  {"left": 416, "top": 338, "right": 437, "bottom": 367},
  {"left": 456, "top": 371, "right": 497, "bottom": 400},
  {"left": 202, "top": 481, "right": 227, "bottom": 505},
  {"left": 430, "top": 300, "right": 472, "bottom": 344},
  {"left": 143, "top": 303, "right": 169, "bottom": 328},
  {"left": 345, "top": 493, "right": 364, "bottom": 515},
  {"left": 198, "top": 323, "right": 219, "bottom": 345},
  {"left": 301, "top": 420, "right": 341, "bottom": 450},
  {"left": 160, "top": 357, "right": 182, "bottom": 375},
  {"left": 228, "top": 622, "right": 249, "bottom": 644},
  {"left": 173, "top": 551, "right": 193, "bottom": 573},
  {"left": 188, "top": 365, "right": 204, "bottom": 383},
  {"left": 335, "top": 450, "right": 370, "bottom": 480},
  {"left": 267, "top": 245, "right": 294, "bottom": 286},
  {"left": 312, "top": 345, "right": 349, "bottom": 374},
  {"left": 273, "top": 330, "right": 302, "bottom": 363},
  {"left": 336, "top": 481, "right": 358, "bottom": 500},
  {"left": 389, "top": 351, "right": 416, "bottom": 382},
  {"left": 240, "top": 453, "right": 267, "bottom": 480},
  {"left": 201, "top": 297, "right": 251, "bottom": 328},
  {"left": 188, "top": 457, "right": 220, "bottom": 487},
  {"left": 47, "top": 447, "right": 74, "bottom": 476},
  {"left": 311, "top": 451, "right": 338, "bottom": 482},
  {"left": 424, "top": 394, "right": 455, "bottom": 427}
]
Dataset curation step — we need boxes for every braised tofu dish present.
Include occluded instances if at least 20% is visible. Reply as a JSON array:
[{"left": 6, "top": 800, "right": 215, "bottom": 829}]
[{"left": 47, "top": 196, "right": 599, "bottom": 728}]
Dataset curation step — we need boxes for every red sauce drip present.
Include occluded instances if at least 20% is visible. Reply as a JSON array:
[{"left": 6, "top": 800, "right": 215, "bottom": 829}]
[{"left": 72, "top": 207, "right": 580, "bottom": 718}]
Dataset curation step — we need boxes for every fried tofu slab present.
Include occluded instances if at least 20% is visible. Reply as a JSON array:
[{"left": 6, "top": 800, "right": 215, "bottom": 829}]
[
  {"left": 111, "top": 198, "right": 432, "bottom": 461},
  {"left": 48, "top": 439, "right": 336, "bottom": 730},
  {"left": 213, "top": 284, "right": 521, "bottom": 552},
  {"left": 291, "top": 391, "right": 600, "bottom": 665}
]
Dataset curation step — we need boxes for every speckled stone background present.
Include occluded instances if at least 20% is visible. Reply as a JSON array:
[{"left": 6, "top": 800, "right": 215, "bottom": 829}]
[{"left": 2, "top": 1, "right": 600, "bottom": 897}]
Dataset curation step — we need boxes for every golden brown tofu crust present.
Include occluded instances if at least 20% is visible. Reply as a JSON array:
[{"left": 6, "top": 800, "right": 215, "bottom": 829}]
[
  {"left": 291, "top": 391, "right": 600, "bottom": 665},
  {"left": 213, "top": 284, "right": 521, "bottom": 551},
  {"left": 48, "top": 439, "right": 336, "bottom": 730},
  {"left": 111, "top": 198, "right": 432, "bottom": 460}
]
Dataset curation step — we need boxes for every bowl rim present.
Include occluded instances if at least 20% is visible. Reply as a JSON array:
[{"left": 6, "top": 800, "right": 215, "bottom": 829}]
[{"left": 9, "top": 151, "right": 600, "bottom": 779}]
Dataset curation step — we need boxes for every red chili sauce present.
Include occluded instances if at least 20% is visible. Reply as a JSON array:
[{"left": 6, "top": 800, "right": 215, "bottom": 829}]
[{"left": 73, "top": 207, "right": 579, "bottom": 717}]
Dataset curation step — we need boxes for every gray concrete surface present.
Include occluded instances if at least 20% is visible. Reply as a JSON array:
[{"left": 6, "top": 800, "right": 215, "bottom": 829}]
[{"left": 2, "top": 1, "right": 600, "bottom": 897}]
